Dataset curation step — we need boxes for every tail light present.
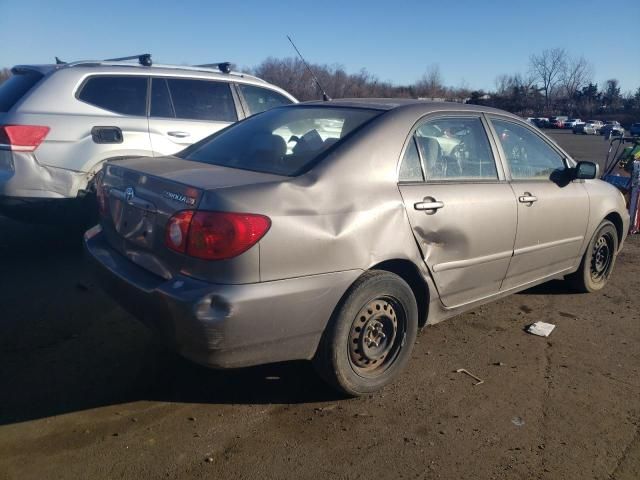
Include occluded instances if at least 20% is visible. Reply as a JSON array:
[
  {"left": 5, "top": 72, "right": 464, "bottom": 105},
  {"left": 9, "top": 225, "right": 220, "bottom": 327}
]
[
  {"left": 0, "top": 125, "right": 50, "bottom": 151},
  {"left": 165, "top": 211, "right": 271, "bottom": 260}
]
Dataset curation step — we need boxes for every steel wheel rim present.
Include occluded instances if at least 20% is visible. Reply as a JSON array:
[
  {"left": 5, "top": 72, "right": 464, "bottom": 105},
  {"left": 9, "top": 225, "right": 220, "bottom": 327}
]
[
  {"left": 348, "top": 296, "right": 406, "bottom": 378},
  {"left": 590, "top": 232, "right": 614, "bottom": 282}
]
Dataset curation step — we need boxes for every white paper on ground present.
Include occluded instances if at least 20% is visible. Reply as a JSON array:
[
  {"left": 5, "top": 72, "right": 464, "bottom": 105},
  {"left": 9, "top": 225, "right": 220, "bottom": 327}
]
[{"left": 527, "top": 322, "right": 556, "bottom": 337}]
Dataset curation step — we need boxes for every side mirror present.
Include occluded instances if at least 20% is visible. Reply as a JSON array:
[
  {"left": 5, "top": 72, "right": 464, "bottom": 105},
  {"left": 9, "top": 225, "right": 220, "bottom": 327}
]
[{"left": 574, "top": 161, "right": 598, "bottom": 180}]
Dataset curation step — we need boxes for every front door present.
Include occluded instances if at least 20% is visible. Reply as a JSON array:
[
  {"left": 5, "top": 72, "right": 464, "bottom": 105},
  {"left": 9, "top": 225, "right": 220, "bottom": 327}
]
[
  {"left": 489, "top": 117, "right": 590, "bottom": 290},
  {"left": 398, "top": 115, "right": 517, "bottom": 307}
]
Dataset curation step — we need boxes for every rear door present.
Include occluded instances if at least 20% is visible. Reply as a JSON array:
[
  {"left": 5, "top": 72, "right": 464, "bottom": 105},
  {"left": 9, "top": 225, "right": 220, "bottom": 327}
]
[
  {"left": 398, "top": 114, "right": 517, "bottom": 307},
  {"left": 70, "top": 75, "right": 152, "bottom": 169},
  {"left": 148, "top": 77, "right": 240, "bottom": 156},
  {"left": 488, "top": 116, "right": 589, "bottom": 290}
]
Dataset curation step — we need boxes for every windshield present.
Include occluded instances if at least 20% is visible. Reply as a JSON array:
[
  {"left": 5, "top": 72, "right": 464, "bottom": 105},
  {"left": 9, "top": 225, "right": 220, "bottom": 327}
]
[{"left": 180, "top": 106, "right": 382, "bottom": 176}]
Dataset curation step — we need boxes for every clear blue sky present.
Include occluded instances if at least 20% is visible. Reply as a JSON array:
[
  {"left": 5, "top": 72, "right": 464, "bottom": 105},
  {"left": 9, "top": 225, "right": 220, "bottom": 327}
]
[{"left": 1, "top": 0, "right": 638, "bottom": 93}]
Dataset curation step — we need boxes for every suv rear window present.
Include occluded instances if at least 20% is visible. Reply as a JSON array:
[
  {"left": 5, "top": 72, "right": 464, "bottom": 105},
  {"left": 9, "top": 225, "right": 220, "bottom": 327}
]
[
  {"left": 0, "top": 70, "right": 44, "bottom": 112},
  {"left": 180, "top": 106, "right": 382, "bottom": 176},
  {"left": 78, "top": 76, "right": 148, "bottom": 116}
]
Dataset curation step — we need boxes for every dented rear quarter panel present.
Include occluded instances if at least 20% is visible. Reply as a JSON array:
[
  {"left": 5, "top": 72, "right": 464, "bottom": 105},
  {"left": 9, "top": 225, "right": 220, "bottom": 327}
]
[{"left": 198, "top": 106, "right": 428, "bottom": 283}]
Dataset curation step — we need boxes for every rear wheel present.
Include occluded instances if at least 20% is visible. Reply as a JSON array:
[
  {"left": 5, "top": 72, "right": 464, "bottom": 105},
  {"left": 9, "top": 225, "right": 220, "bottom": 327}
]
[
  {"left": 313, "top": 270, "right": 418, "bottom": 396},
  {"left": 567, "top": 220, "right": 618, "bottom": 292}
]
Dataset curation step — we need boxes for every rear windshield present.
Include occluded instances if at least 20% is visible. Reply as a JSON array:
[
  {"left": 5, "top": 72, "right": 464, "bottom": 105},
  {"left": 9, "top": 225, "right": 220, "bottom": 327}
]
[
  {"left": 0, "top": 70, "right": 44, "bottom": 112},
  {"left": 180, "top": 106, "right": 382, "bottom": 176}
]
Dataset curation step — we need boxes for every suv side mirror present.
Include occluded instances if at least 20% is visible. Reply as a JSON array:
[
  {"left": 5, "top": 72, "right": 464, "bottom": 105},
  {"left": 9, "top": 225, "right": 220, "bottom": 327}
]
[{"left": 574, "top": 161, "right": 598, "bottom": 180}]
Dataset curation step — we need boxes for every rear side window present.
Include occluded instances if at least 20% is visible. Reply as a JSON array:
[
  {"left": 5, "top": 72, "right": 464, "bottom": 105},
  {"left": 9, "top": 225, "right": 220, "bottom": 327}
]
[
  {"left": 163, "top": 78, "right": 237, "bottom": 122},
  {"left": 399, "top": 137, "right": 424, "bottom": 182},
  {"left": 238, "top": 84, "right": 293, "bottom": 115},
  {"left": 78, "top": 76, "right": 148, "bottom": 116},
  {"left": 0, "top": 70, "right": 44, "bottom": 112},
  {"left": 412, "top": 117, "right": 498, "bottom": 181}
]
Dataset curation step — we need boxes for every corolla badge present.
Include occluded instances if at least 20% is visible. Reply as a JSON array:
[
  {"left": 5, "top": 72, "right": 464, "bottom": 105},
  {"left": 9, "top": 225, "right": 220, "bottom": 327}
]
[
  {"left": 163, "top": 190, "right": 196, "bottom": 206},
  {"left": 125, "top": 187, "right": 135, "bottom": 202}
]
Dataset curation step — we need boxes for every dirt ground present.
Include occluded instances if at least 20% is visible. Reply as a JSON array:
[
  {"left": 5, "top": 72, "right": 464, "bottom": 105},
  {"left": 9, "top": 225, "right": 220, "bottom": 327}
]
[{"left": 0, "top": 130, "right": 638, "bottom": 480}]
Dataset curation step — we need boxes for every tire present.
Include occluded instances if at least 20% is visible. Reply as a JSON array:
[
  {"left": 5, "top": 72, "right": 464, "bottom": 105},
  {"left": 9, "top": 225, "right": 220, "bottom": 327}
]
[
  {"left": 566, "top": 220, "right": 618, "bottom": 293},
  {"left": 313, "top": 270, "right": 419, "bottom": 396}
]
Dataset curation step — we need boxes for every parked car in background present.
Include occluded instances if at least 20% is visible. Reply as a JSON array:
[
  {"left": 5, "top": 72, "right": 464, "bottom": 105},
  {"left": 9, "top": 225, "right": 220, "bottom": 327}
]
[
  {"left": 601, "top": 121, "right": 625, "bottom": 138},
  {"left": 85, "top": 99, "right": 628, "bottom": 396},
  {"left": 574, "top": 120, "right": 603, "bottom": 135},
  {"left": 629, "top": 123, "right": 640, "bottom": 137},
  {"left": 0, "top": 54, "right": 297, "bottom": 222},
  {"left": 533, "top": 118, "right": 549, "bottom": 128},
  {"left": 548, "top": 116, "right": 568, "bottom": 128},
  {"left": 563, "top": 118, "right": 583, "bottom": 129}
]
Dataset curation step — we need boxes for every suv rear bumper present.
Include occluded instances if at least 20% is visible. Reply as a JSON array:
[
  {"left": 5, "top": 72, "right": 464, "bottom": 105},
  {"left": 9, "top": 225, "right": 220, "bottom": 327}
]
[
  {"left": 84, "top": 225, "right": 360, "bottom": 369},
  {"left": 0, "top": 149, "right": 87, "bottom": 199}
]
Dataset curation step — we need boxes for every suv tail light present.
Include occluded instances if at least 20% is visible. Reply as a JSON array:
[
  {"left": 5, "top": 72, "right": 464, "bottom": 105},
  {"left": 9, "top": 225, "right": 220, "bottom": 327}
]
[
  {"left": 0, "top": 125, "right": 50, "bottom": 151},
  {"left": 165, "top": 211, "right": 271, "bottom": 260}
]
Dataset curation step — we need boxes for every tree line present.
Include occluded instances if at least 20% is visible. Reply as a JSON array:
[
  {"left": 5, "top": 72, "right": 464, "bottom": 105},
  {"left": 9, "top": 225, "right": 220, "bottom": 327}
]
[
  {"left": 1, "top": 49, "right": 638, "bottom": 123},
  {"left": 252, "top": 51, "right": 639, "bottom": 123}
]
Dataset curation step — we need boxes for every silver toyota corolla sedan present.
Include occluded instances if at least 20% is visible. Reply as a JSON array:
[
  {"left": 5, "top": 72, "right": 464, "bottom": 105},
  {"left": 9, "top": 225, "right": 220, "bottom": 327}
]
[{"left": 85, "top": 99, "right": 629, "bottom": 396}]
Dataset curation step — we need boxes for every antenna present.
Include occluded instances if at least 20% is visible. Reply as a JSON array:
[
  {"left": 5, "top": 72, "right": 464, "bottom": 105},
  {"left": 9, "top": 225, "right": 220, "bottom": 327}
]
[{"left": 286, "top": 35, "right": 331, "bottom": 101}]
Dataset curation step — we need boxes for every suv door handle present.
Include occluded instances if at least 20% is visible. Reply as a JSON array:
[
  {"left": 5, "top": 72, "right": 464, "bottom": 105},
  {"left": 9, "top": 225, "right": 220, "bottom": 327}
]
[
  {"left": 167, "top": 131, "right": 191, "bottom": 138},
  {"left": 518, "top": 193, "right": 538, "bottom": 204},
  {"left": 414, "top": 200, "right": 444, "bottom": 211}
]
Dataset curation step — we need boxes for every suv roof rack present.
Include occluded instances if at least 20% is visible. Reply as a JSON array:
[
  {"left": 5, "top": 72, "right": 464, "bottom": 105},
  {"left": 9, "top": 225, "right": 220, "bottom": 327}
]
[
  {"left": 54, "top": 54, "right": 264, "bottom": 82},
  {"left": 194, "top": 62, "right": 232, "bottom": 74}
]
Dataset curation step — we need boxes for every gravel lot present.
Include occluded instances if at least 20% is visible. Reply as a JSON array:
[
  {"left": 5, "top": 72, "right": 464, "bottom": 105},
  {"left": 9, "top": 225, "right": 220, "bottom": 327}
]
[{"left": 0, "top": 130, "right": 638, "bottom": 480}]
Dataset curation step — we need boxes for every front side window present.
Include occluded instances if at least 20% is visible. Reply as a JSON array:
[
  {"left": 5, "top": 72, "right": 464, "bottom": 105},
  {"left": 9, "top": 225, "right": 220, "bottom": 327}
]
[
  {"left": 411, "top": 117, "right": 498, "bottom": 181},
  {"left": 165, "top": 78, "right": 237, "bottom": 122},
  {"left": 239, "top": 84, "right": 293, "bottom": 115},
  {"left": 181, "top": 106, "right": 381, "bottom": 176},
  {"left": 78, "top": 76, "right": 147, "bottom": 116},
  {"left": 491, "top": 118, "right": 566, "bottom": 180}
]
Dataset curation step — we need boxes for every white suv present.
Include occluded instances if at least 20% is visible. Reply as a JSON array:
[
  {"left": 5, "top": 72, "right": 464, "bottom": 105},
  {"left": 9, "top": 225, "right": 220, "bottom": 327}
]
[{"left": 0, "top": 54, "right": 297, "bottom": 221}]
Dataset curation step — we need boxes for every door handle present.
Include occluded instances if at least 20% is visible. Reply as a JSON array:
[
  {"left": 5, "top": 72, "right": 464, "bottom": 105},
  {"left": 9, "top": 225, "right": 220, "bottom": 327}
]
[
  {"left": 167, "top": 131, "right": 191, "bottom": 138},
  {"left": 414, "top": 200, "right": 444, "bottom": 211},
  {"left": 518, "top": 193, "right": 538, "bottom": 204}
]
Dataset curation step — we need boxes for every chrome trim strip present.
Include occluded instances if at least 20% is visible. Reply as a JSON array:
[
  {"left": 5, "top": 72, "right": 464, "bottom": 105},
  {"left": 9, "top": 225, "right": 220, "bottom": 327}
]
[
  {"left": 432, "top": 250, "right": 513, "bottom": 273},
  {"left": 514, "top": 236, "right": 583, "bottom": 256}
]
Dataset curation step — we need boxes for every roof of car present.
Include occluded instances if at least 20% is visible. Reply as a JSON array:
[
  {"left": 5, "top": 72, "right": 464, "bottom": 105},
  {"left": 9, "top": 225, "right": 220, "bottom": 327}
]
[
  {"left": 301, "top": 98, "right": 515, "bottom": 116},
  {"left": 13, "top": 62, "right": 268, "bottom": 86}
]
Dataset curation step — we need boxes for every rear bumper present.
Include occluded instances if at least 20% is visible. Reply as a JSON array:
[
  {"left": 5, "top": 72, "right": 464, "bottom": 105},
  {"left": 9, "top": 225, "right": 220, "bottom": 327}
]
[
  {"left": 84, "top": 226, "right": 361, "bottom": 368},
  {"left": 0, "top": 149, "right": 87, "bottom": 199}
]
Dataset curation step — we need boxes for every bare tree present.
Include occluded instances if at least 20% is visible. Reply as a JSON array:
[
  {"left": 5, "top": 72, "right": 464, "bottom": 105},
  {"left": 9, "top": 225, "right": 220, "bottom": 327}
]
[
  {"left": 0, "top": 68, "right": 10, "bottom": 85},
  {"left": 415, "top": 64, "right": 446, "bottom": 98},
  {"left": 494, "top": 74, "right": 511, "bottom": 96},
  {"left": 529, "top": 48, "right": 567, "bottom": 110},
  {"left": 562, "top": 56, "right": 593, "bottom": 100}
]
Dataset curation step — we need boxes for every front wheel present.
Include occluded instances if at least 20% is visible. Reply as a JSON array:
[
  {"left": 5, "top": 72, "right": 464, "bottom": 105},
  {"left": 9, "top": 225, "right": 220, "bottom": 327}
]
[
  {"left": 313, "top": 270, "right": 418, "bottom": 396},
  {"left": 566, "top": 220, "right": 618, "bottom": 292}
]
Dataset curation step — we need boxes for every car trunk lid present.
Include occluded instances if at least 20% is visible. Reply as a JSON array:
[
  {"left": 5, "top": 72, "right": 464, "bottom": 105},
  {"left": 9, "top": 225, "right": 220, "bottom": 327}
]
[{"left": 99, "top": 156, "right": 283, "bottom": 281}]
